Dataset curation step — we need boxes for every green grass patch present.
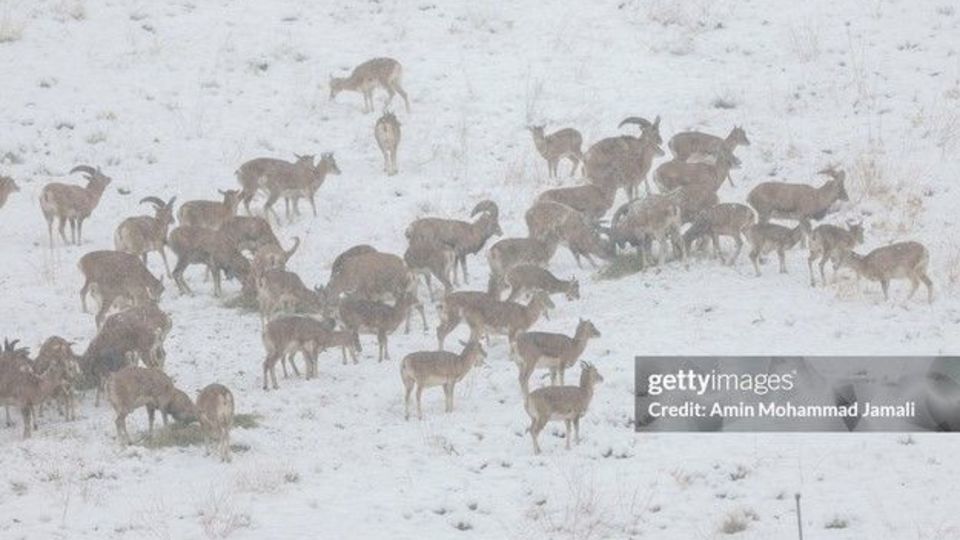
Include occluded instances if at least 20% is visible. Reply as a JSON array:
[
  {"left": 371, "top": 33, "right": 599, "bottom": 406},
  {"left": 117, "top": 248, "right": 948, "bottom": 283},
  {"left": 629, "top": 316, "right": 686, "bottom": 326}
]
[
  {"left": 141, "top": 422, "right": 204, "bottom": 449},
  {"left": 138, "top": 413, "right": 260, "bottom": 449},
  {"left": 223, "top": 292, "right": 259, "bottom": 312},
  {"left": 596, "top": 252, "right": 645, "bottom": 280},
  {"left": 233, "top": 413, "right": 263, "bottom": 429}
]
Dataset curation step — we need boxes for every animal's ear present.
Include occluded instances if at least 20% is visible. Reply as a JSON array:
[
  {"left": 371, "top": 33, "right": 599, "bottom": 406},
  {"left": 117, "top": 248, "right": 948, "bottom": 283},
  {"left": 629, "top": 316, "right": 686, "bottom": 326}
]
[
  {"left": 654, "top": 115, "right": 661, "bottom": 127},
  {"left": 218, "top": 189, "right": 226, "bottom": 195}
]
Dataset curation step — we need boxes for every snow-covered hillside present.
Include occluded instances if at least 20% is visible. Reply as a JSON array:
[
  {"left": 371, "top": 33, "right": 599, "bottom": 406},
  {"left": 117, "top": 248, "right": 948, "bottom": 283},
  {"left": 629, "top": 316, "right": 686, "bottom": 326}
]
[{"left": 0, "top": 0, "right": 958, "bottom": 538}]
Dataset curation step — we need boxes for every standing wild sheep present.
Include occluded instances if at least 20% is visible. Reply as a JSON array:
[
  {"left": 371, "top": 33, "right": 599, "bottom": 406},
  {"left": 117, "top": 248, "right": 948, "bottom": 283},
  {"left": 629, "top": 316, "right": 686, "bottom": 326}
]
[
  {"left": 114, "top": 196, "right": 177, "bottom": 277},
  {"left": 747, "top": 221, "right": 811, "bottom": 276},
  {"left": 747, "top": 167, "right": 849, "bottom": 225},
  {"left": 514, "top": 319, "right": 601, "bottom": 396},
  {"left": 807, "top": 222, "right": 864, "bottom": 287},
  {"left": 682, "top": 203, "right": 756, "bottom": 265},
  {"left": 527, "top": 125, "right": 584, "bottom": 178},
  {"left": 525, "top": 361, "right": 604, "bottom": 454},
  {"left": 178, "top": 189, "right": 241, "bottom": 230},
  {"left": 196, "top": 383, "right": 235, "bottom": 462},
  {"left": 406, "top": 200, "right": 502, "bottom": 285},
  {"left": 668, "top": 126, "right": 750, "bottom": 162},
  {"left": 375, "top": 112, "right": 401, "bottom": 176},
  {"left": 40, "top": 165, "right": 112, "bottom": 247},
  {"left": 400, "top": 340, "right": 486, "bottom": 420}
]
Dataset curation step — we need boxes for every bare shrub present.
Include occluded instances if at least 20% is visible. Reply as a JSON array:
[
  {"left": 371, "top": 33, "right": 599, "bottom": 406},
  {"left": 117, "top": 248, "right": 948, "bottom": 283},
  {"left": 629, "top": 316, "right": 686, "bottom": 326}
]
[
  {"left": 825, "top": 516, "right": 849, "bottom": 529},
  {"left": 523, "top": 467, "right": 648, "bottom": 539},
  {"left": 0, "top": 12, "right": 25, "bottom": 43},
  {"left": 720, "top": 508, "right": 759, "bottom": 534},
  {"left": 196, "top": 487, "right": 251, "bottom": 539}
]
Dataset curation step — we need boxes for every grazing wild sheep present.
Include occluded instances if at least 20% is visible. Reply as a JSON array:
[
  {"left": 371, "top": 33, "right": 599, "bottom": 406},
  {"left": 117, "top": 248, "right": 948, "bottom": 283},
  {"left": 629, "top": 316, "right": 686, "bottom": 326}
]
[
  {"left": 329, "top": 57, "right": 410, "bottom": 113},
  {"left": 838, "top": 241, "right": 933, "bottom": 304},
  {"left": 196, "top": 383, "right": 235, "bottom": 462},
  {"left": 78, "top": 250, "right": 165, "bottom": 328},
  {"left": 106, "top": 366, "right": 196, "bottom": 445}
]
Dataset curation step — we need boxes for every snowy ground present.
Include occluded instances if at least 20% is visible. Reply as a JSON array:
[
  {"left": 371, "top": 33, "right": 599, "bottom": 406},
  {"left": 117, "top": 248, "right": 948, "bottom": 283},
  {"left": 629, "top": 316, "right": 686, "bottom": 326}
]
[{"left": 0, "top": 0, "right": 959, "bottom": 538}]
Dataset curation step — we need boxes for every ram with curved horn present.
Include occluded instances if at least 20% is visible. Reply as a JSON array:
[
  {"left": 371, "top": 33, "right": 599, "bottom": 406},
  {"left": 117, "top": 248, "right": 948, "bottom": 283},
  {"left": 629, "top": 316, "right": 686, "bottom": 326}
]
[
  {"left": 114, "top": 195, "right": 177, "bottom": 277},
  {"left": 405, "top": 200, "right": 502, "bottom": 284},
  {"left": 618, "top": 115, "right": 663, "bottom": 145},
  {"left": 584, "top": 120, "right": 664, "bottom": 199},
  {"left": 39, "top": 165, "right": 113, "bottom": 247}
]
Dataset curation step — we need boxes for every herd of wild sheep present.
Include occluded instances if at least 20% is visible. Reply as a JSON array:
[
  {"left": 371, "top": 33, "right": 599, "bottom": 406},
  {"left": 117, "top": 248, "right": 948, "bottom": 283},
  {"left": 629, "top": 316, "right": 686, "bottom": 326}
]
[{"left": 0, "top": 56, "right": 936, "bottom": 459}]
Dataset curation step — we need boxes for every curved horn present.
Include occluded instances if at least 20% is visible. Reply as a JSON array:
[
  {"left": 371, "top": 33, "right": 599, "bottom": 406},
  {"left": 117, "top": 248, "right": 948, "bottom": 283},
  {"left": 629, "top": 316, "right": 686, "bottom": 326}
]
[
  {"left": 139, "top": 196, "right": 165, "bottom": 208},
  {"left": 69, "top": 165, "right": 98, "bottom": 177},
  {"left": 284, "top": 236, "right": 301, "bottom": 262},
  {"left": 618, "top": 116, "right": 652, "bottom": 130},
  {"left": 470, "top": 200, "right": 499, "bottom": 220}
]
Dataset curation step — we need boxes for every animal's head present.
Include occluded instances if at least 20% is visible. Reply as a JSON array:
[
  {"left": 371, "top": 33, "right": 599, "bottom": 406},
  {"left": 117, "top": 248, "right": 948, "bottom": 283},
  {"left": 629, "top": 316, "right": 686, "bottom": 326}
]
[
  {"left": 730, "top": 125, "right": 750, "bottom": 146},
  {"left": 818, "top": 166, "right": 849, "bottom": 201},
  {"left": 619, "top": 115, "right": 662, "bottom": 145},
  {"left": 140, "top": 196, "right": 177, "bottom": 226},
  {"left": 471, "top": 200, "right": 502, "bottom": 236},
  {"left": 580, "top": 361, "right": 604, "bottom": 386},
  {"left": 380, "top": 111, "right": 399, "bottom": 126},
  {"left": 320, "top": 152, "right": 341, "bottom": 176},
  {"left": 329, "top": 75, "right": 345, "bottom": 100},
  {"left": 70, "top": 165, "right": 112, "bottom": 190},
  {"left": 527, "top": 125, "right": 545, "bottom": 138},
  {"left": 0, "top": 176, "right": 19, "bottom": 197},
  {"left": 1, "top": 338, "right": 30, "bottom": 361},
  {"left": 459, "top": 339, "right": 487, "bottom": 367},
  {"left": 218, "top": 189, "right": 242, "bottom": 214},
  {"left": 293, "top": 153, "right": 316, "bottom": 168},
  {"left": 165, "top": 388, "right": 198, "bottom": 424},
  {"left": 577, "top": 318, "right": 601, "bottom": 339}
]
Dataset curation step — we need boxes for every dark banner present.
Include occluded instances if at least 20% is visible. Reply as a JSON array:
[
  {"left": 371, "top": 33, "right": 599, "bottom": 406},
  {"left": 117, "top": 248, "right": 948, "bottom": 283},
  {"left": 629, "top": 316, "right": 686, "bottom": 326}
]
[{"left": 634, "top": 356, "right": 960, "bottom": 432}]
